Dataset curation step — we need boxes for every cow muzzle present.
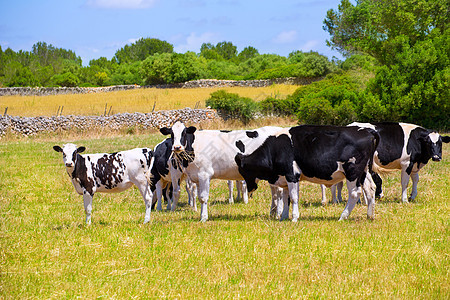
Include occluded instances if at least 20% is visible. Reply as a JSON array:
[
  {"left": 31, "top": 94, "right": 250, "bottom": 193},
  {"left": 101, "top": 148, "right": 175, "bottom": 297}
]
[
  {"left": 432, "top": 155, "right": 441, "bottom": 162},
  {"left": 65, "top": 163, "right": 74, "bottom": 167},
  {"left": 173, "top": 145, "right": 183, "bottom": 152}
]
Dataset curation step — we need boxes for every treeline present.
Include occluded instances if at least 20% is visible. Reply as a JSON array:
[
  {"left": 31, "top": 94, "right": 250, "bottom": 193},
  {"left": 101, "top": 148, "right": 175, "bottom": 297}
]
[
  {"left": 206, "top": 0, "right": 449, "bottom": 131},
  {"left": 0, "top": 39, "right": 335, "bottom": 87}
]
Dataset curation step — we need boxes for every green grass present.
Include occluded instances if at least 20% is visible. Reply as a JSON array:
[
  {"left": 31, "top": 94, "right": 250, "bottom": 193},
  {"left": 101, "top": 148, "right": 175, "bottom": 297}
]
[{"left": 1, "top": 133, "right": 449, "bottom": 298}]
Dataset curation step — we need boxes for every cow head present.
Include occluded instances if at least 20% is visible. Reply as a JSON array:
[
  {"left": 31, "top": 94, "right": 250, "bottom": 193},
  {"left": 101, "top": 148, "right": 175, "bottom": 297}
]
[
  {"left": 421, "top": 132, "right": 448, "bottom": 162},
  {"left": 160, "top": 121, "right": 196, "bottom": 153},
  {"left": 53, "top": 143, "right": 85, "bottom": 168}
]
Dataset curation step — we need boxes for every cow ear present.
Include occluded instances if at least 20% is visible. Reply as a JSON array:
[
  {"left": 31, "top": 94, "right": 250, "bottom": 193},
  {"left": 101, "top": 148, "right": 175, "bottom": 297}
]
[
  {"left": 186, "top": 126, "right": 197, "bottom": 134},
  {"left": 442, "top": 136, "right": 450, "bottom": 143},
  {"left": 76, "top": 146, "right": 86, "bottom": 153},
  {"left": 53, "top": 145, "right": 63, "bottom": 152},
  {"left": 160, "top": 127, "right": 172, "bottom": 135}
]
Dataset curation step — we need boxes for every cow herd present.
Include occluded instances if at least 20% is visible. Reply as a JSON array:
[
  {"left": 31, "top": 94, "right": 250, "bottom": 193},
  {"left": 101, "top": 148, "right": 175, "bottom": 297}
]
[{"left": 53, "top": 121, "right": 449, "bottom": 225}]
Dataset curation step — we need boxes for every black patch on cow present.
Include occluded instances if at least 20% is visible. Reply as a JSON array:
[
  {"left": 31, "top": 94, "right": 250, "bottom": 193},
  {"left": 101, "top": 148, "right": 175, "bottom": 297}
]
[
  {"left": 72, "top": 154, "right": 95, "bottom": 196},
  {"left": 91, "top": 153, "right": 126, "bottom": 190},
  {"left": 246, "top": 131, "right": 258, "bottom": 138},
  {"left": 235, "top": 140, "right": 245, "bottom": 153},
  {"left": 236, "top": 134, "right": 297, "bottom": 193},
  {"left": 220, "top": 130, "right": 231, "bottom": 133},
  {"left": 149, "top": 139, "right": 173, "bottom": 191},
  {"left": 371, "top": 122, "right": 404, "bottom": 166}
]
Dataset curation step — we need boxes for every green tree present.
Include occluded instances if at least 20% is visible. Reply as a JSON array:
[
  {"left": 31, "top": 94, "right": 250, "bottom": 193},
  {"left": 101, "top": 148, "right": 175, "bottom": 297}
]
[
  {"left": 324, "top": 0, "right": 450, "bottom": 129},
  {"left": 238, "top": 46, "right": 259, "bottom": 61},
  {"left": 215, "top": 41, "right": 237, "bottom": 60},
  {"left": 114, "top": 38, "right": 173, "bottom": 64}
]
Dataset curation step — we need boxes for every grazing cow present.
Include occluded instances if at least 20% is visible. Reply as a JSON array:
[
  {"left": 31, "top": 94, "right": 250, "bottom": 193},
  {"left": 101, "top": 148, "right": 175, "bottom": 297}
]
[
  {"left": 330, "top": 122, "right": 450, "bottom": 203},
  {"left": 161, "top": 121, "right": 283, "bottom": 221},
  {"left": 53, "top": 144, "right": 153, "bottom": 224},
  {"left": 235, "top": 125, "right": 380, "bottom": 221},
  {"left": 146, "top": 137, "right": 180, "bottom": 211}
]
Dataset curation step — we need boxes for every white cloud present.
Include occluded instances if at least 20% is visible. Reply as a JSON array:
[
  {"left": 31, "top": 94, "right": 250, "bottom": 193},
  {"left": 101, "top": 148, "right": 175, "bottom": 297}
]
[
  {"left": 86, "top": 0, "right": 157, "bottom": 9},
  {"left": 300, "top": 40, "right": 319, "bottom": 52},
  {"left": 273, "top": 30, "right": 297, "bottom": 44},
  {"left": 173, "top": 32, "right": 220, "bottom": 53}
]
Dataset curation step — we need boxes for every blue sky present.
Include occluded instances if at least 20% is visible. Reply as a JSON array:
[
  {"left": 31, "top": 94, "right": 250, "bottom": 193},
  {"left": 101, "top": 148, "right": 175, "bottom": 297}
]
[{"left": 0, "top": 0, "right": 344, "bottom": 65}]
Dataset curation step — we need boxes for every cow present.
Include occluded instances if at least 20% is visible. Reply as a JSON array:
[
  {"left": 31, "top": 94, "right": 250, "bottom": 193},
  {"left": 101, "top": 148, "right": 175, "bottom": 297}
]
[
  {"left": 53, "top": 143, "right": 153, "bottom": 224},
  {"left": 328, "top": 122, "right": 450, "bottom": 203},
  {"left": 146, "top": 130, "right": 249, "bottom": 213},
  {"left": 235, "top": 125, "right": 380, "bottom": 221},
  {"left": 146, "top": 137, "right": 181, "bottom": 211},
  {"left": 160, "top": 121, "right": 283, "bottom": 222}
]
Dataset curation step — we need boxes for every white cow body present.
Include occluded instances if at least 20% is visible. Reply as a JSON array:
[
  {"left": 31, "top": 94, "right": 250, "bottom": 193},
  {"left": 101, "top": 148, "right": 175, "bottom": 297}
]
[{"left": 54, "top": 143, "right": 154, "bottom": 224}]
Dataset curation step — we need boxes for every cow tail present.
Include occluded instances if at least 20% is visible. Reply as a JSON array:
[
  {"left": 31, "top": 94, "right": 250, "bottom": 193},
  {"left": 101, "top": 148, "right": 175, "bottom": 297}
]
[
  {"left": 367, "top": 128, "right": 380, "bottom": 174},
  {"left": 367, "top": 129, "right": 396, "bottom": 176}
]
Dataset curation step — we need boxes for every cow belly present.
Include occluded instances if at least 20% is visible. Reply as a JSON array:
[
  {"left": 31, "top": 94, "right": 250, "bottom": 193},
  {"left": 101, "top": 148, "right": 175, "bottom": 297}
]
[
  {"left": 300, "top": 172, "right": 346, "bottom": 187},
  {"left": 96, "top": 181, "right": 134, "bottom": 193},
  {"left": 374, "top": 157, "right": 402, "bottom": 170}
]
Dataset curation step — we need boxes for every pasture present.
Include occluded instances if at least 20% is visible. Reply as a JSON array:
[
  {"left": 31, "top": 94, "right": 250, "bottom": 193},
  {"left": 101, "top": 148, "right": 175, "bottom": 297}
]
[
  {"left": 1, "top": 132, "right": 449, "bottom": 298},
  {"left": 0, "top": 84, "right": 299, "bottom": 117},
  {"left": 1, "top": 86, "right": 449, "bottom": 298}
]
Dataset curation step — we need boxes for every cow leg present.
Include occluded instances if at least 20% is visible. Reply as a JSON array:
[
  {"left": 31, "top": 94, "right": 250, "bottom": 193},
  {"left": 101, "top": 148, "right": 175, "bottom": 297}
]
[
  {"left": 240, "top": 181, "right": 249, "bottom": 204},
  {"left": 198, "top": 178, "right": 211, "bottom": 222},
  {"left": 339, "top": 180, "right": 361, "bottom": 221},
  {"left": 171, "top": 178, "right": 182, "bottom": 211},
  {"left": 400, "top": 170, "right": 411, "bottom": 203},
  {"left": 83, "top": 191, "right": 93, "bottom": 225},
  {"left": 269, "top": 185, "right": 279, "bottom": 217},
  {"left": 372, "top": 172, "right": 383, "bottom": 199},
  {"left": 280, "top": 188, "right": 290, "bottom": 221},
  {"left": 185, "top": 179, "right": 198, "bottom": 211},
  {"left": 410, "top": 172, "right": 419, "bottom": 201},
  {"left": 155, "top": 181, "right": 163, "bottom": 211},
  {"left": 228, "top": 180, "right": 234, "bottom": 204},
  {"left": 321, "top": 184, "right": 328, "bottom": 206},
  {"left": 335, "top": 181, "right": 344, "bottom": 203},
  {"left": 362, "top": 172, "right": 376, "bottom": 219},
  {"left": 136, "top": 181, "right": 153, "bottom": 224},
  {"left": 288, "top": 182, "right": 299, "bottom": 222}
]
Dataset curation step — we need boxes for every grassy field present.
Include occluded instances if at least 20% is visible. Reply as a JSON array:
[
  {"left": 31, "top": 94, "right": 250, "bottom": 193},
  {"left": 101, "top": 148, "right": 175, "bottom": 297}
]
[
  {"left": 1, "top": 132, "right": 449, "bottom": 298},
  {"left": 0, "top": 84, "right": 299, "bottom": 117}
]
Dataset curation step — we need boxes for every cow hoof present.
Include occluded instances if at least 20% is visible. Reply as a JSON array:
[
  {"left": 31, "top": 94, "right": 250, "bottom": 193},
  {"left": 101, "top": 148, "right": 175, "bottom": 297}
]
[
  {"left": 143, "top": 219, "right": 150, "bottom": 224},
  {"left": 338, "top": 216, "right": 348, "bottom": 221},
  {"left": 200, "top": 217, "right": 208, "bottom": 223},
  {"left": 367, "top": 215, "right": 375, "bottom": 221},
  {"left": 292, "top": 218, "right": 298, "bottom": 223}
]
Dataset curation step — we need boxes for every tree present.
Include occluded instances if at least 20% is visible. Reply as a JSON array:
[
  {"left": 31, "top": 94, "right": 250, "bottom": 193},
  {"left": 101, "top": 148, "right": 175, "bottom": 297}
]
[
  {"left": 324, "top": 0, "right": 450, "bottom": 129},
  {"left": 114, "top": 38, "right": 173, "bottom": 64},
  {"left": 323, "top": 0, "right": 449, "bottom": 65},
  {"left": 215, "top": 41, "right": 237, "bottom": 60},
  {"left": 238, "top": 46, "right": 259, "bottom": 61}
]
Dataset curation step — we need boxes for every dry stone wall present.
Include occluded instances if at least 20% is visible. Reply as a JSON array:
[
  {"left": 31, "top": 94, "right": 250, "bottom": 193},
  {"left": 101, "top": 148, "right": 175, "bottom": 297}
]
[
  {"left": 0, "top": 77, "right": 322, "bottom": 96},
  {"left": 0, "top": 108, "right": 218, "bottom": 137}
]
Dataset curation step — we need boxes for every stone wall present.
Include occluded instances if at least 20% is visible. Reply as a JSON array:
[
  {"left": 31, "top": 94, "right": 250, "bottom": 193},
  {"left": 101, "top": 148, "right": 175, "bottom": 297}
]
[
  {"left": 0, "top": 77, "right": 323, "bottom": 97},
  {"left": 0, "top": 108, "right": 218, "bottom": 136}
]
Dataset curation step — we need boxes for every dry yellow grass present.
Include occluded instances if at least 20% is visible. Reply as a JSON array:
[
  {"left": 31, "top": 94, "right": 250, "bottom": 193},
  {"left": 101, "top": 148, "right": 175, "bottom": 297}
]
[{"left": 0, "top": 85, "right": 300, "bottom": 117}]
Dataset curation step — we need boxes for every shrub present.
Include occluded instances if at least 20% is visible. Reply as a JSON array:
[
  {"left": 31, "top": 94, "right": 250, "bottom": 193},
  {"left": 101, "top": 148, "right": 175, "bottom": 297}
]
[{"left": 205, "top": 90, "right": 259, "bottom": 123}]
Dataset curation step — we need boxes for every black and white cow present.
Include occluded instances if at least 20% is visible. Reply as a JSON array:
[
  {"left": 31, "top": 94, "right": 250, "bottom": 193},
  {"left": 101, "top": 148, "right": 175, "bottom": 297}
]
[
  {"left": 162, "top": 121, "right": 283, "bottom": 221},
  {"left": 53, "top": 143, "right": 153, "bottom": 224},
  {"left": 235, "top": 125, "right": 380, "bottom": 221},
  {"left": 329, "top": 122, "right": 450, "bottom": 203}
]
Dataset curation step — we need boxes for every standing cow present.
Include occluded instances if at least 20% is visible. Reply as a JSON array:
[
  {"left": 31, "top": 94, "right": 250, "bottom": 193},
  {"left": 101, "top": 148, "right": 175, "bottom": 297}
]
[
  {"left": 53, "top": 144, "right": 153, "bottom": 224},
  {"left": 160, "top": 121, "right": 283, "bottom": 221},
  {"left": 235, "top": 125, "right": 380, "bottom": 221},
  {"left": 329, "top": 122, "right": 450, "bottom": 203}
]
